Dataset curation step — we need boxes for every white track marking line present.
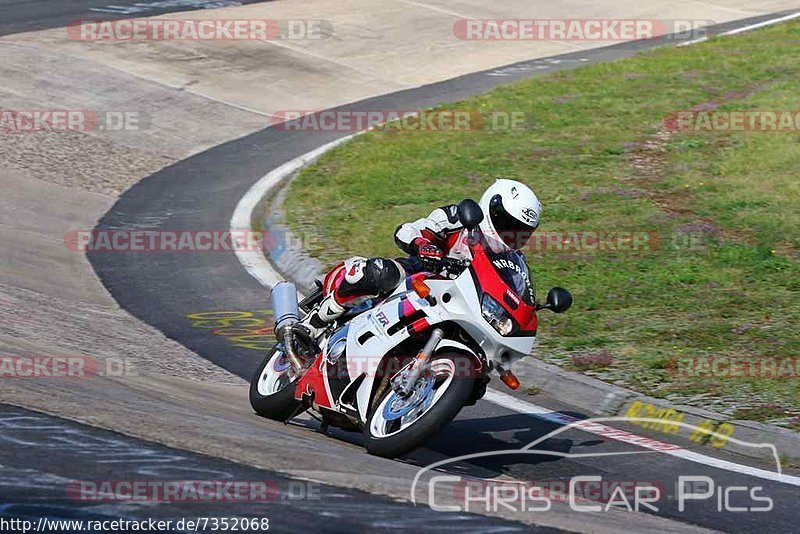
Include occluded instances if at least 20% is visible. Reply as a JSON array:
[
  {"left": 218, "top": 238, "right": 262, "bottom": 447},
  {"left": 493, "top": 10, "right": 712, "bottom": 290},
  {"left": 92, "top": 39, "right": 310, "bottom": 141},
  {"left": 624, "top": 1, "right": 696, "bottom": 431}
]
[
  {"left": 678, "top": 36, "right": 708, "bottom": 47},
  {"left": 720, "top": 11, "right": 800, "bottom": 35},
  {"left": 231, "top": 134, "right": 358, "bottom": 288},
  {"left": 231, "top": 13, "right": 800, "bottom": 488},
  {"left": 396, "top": 0, "right": 476, "bottom": 20},
  {"left": 181, "top": 88, "right": 276, "bottom": 118},
  {"left": 678, "top": 11, "right": 800, "bottom": 46},
  {"left": 486, "top": 389, "right": 800, "bottom": 486}
]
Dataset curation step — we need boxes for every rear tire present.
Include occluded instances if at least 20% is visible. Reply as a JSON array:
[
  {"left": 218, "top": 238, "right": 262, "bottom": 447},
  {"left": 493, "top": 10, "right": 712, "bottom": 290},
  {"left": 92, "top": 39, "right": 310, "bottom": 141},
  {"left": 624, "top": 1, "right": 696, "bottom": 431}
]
[
  {"left": 249, "top": 344, "right": 300, "bottom": 421},
  {"left": 363, "top": 352, "right": 477, "bottom": 458}
]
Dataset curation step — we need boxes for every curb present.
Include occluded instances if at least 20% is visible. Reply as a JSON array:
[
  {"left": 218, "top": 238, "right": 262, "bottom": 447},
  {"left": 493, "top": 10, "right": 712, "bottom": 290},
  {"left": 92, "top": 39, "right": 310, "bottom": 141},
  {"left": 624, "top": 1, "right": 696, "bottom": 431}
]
[
  {"left": 257, "top": 175, "right": 325, "bottom": 295},
  {"left": 512, "top": 358, "right": 800, "bottom": 461},
  {"left": 251, "top": 141, "right": 800, "bottom": 464}
]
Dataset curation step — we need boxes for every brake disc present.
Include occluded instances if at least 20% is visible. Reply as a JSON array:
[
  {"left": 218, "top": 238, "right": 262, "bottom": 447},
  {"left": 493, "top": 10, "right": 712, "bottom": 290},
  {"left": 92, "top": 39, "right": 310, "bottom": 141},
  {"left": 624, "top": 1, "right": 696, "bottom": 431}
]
[{"left": 382, "top": 374, "right": 436, "bottom": 421}]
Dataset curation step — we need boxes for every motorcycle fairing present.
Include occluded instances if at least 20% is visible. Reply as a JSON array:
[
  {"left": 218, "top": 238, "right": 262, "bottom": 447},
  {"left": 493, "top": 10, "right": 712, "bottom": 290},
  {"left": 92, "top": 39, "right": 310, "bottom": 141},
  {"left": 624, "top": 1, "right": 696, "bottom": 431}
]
[{"left": 295, "top": 244, "right": 538, "bottom": 423}]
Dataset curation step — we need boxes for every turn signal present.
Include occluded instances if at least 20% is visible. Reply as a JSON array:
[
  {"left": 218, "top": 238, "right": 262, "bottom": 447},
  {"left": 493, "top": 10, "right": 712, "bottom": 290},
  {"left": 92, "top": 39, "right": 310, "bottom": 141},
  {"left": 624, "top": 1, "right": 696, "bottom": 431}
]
[
  {"left": 411, "top": 278, "right": 431, "bottom": 299},
  {"left": 500, "top": 369, "right": 520, "bottom": 390}
]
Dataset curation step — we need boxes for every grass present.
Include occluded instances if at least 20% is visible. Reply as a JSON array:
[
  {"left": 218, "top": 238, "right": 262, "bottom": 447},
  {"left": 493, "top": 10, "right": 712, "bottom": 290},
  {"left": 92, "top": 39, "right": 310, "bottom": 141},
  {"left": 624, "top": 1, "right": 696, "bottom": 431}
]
[
  {"left": 284, "top": 22, "right": 800, "bottom": 416},
  {"left": 733, "top": 404, "right": 790, "bottom": 422}
]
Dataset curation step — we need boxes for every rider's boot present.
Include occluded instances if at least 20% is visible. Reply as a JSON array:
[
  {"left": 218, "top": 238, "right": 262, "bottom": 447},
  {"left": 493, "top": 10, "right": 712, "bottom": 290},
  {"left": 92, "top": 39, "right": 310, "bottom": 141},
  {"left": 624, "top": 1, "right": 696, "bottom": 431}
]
[{"left": 298, "top": 293, "right": 345, "bottom": 339}]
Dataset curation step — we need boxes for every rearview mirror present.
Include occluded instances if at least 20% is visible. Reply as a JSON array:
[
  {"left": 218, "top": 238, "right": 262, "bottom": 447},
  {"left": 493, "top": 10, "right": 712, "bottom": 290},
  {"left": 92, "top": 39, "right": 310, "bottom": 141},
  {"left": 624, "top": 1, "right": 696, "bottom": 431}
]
[
  {"left": 457, "top": 199, "right": 484, "bottom": 230},
  {"left": 539, "top": 287, "right": 572, "bottom": 313}
]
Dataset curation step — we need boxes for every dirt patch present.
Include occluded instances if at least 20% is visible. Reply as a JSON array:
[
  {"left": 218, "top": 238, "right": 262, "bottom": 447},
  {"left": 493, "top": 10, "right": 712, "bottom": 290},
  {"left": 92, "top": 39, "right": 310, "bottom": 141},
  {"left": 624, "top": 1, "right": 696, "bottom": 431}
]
[
  {"left": 0, "top": 282, "right": 243, "bottom": 385},
  {"left": 0, "top": 131, "right": 174, "bottom": 196}
]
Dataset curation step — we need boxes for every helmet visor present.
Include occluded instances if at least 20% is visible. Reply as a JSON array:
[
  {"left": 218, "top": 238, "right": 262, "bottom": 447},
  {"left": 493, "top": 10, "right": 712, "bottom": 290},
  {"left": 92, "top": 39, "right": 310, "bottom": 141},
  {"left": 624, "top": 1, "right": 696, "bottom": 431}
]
[{"left": 489, "top": 194, "right": 537, "bottom": 249}]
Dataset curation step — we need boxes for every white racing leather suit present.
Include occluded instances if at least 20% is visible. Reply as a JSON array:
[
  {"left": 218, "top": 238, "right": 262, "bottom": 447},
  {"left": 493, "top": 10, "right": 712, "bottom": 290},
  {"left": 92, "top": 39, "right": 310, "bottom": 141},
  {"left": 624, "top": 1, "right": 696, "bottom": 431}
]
[{"left": 302, "top": 204, "right": 466, "bottom": 336}]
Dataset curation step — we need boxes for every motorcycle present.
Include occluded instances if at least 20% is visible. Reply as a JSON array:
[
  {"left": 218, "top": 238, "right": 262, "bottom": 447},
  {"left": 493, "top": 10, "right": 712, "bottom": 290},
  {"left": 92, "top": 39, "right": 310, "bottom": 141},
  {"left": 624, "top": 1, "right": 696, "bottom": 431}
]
[{"left": 249, "top": 199, "right": 572, "bottom": 458}]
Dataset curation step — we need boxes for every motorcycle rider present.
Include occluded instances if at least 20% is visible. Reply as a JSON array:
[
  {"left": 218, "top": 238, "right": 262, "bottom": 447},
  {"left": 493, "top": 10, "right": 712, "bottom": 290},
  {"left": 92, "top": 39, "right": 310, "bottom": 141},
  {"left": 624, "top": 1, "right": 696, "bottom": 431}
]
[{"left": 300, "top": 178, "right": 542, "bottom": 338}]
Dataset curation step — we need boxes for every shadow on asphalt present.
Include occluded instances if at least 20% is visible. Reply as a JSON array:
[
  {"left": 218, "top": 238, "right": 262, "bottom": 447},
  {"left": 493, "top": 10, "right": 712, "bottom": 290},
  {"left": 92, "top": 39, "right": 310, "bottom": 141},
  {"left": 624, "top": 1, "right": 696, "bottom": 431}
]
[{"left": 289, "top": 409, "right": 603, "bottom": 480}]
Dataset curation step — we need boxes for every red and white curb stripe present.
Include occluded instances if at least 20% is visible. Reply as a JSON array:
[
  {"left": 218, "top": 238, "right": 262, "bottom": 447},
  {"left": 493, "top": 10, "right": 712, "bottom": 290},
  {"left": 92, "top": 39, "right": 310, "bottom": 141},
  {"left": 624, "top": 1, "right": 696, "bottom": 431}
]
[{"left": 486, "top": 389, "right": 800, "bottom": 487}]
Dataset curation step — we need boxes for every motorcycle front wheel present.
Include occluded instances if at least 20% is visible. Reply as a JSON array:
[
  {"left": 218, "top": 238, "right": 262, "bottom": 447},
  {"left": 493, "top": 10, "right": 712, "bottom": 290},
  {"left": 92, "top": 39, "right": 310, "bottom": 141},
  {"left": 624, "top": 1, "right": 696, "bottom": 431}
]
[
  {"left": 364, "top": 352, "right": 477, "bottom": 458},
  {"left": 249, "top": 343, "right": 300, "bottom": 421}
]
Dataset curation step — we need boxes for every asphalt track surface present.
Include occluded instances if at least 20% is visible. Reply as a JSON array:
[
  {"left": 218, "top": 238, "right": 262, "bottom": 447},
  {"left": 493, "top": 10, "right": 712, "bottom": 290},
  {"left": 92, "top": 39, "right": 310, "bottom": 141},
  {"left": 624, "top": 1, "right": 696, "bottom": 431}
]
[
  {"left": 0, "top": 0, "right": 272, "bottom": 37},
  {"left": 0, "top": 404, "right": 538, "bottom": 532},
  {"left": 78, "top": 9, "right": 800, "bottom": 533}
]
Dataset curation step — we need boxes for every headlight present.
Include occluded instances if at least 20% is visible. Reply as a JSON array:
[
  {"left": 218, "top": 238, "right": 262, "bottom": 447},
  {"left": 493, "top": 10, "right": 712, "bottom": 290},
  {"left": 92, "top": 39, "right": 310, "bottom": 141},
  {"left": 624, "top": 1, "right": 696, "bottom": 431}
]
[
  {"left": 328, "top": 337, "right": 347, "bottom": 363},
  {"left": 481, "top": 294, "right": 514, "bottom": 336}
]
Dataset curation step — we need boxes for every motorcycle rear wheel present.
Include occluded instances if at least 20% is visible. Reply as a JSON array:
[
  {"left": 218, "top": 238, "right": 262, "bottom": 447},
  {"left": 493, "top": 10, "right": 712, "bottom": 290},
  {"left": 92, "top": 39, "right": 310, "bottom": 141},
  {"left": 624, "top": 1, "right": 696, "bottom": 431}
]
[
  {"left": 364, "top": 352, "right": 477, "bottom": 458},
  {"left": 249, "top": 344, "right": 300, "bottom": 421}
]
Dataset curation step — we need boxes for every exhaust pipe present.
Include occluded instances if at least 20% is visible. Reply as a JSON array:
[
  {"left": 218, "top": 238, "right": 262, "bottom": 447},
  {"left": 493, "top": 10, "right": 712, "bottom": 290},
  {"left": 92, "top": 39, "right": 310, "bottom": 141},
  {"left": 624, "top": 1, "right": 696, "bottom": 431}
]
[
  {"left": 271, "top": 282, "right": 304, "bottom": 373},
  {"left": 271, "top": 281, "right": 300, "bottom": 338}
]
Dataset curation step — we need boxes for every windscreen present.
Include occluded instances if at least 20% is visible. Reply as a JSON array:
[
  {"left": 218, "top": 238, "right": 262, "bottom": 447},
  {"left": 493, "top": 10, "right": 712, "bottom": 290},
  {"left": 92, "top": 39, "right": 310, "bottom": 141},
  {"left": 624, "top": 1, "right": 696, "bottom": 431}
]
[{"left": 486, "top": 247, "right": 535, "bottom": 306}]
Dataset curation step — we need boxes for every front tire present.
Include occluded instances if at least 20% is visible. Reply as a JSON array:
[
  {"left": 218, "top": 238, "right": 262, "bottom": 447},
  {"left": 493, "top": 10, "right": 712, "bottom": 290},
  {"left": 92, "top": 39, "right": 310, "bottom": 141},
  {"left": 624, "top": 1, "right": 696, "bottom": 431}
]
[
  {"left": 363, "top": 352, "right": 477, "bottom": 458},
  {"left": 249, "top": 344, "right": 300, "bottom": 421}
]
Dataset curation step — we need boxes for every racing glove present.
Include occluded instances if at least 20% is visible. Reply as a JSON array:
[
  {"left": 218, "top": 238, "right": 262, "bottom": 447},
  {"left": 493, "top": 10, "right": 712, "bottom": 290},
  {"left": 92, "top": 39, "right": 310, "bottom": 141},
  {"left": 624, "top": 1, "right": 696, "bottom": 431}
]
[{"left": 413, "top": 238, "right": 444, "bottom": 269}]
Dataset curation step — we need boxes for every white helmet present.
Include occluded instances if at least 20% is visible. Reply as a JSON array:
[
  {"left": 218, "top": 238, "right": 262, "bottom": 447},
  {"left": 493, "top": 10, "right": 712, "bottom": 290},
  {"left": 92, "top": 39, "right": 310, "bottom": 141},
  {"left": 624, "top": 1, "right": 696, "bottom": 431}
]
[{"left": 479, "top": 178, "right": 542, "bottom": 250}]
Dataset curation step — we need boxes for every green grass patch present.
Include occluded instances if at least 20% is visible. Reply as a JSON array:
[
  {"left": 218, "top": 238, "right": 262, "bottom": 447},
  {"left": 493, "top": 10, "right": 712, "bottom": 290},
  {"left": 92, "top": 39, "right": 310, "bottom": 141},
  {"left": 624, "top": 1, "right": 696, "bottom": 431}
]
[{"left": 285, "top": 22, "right": 800, "bottom": 414}]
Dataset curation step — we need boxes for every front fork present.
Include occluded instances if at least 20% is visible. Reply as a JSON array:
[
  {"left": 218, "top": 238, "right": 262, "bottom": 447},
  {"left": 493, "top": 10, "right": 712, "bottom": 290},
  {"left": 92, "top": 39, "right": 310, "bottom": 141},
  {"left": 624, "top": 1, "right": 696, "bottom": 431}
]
[{"left": 393, "top": 328, "right": 444, "bottom": 397}]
